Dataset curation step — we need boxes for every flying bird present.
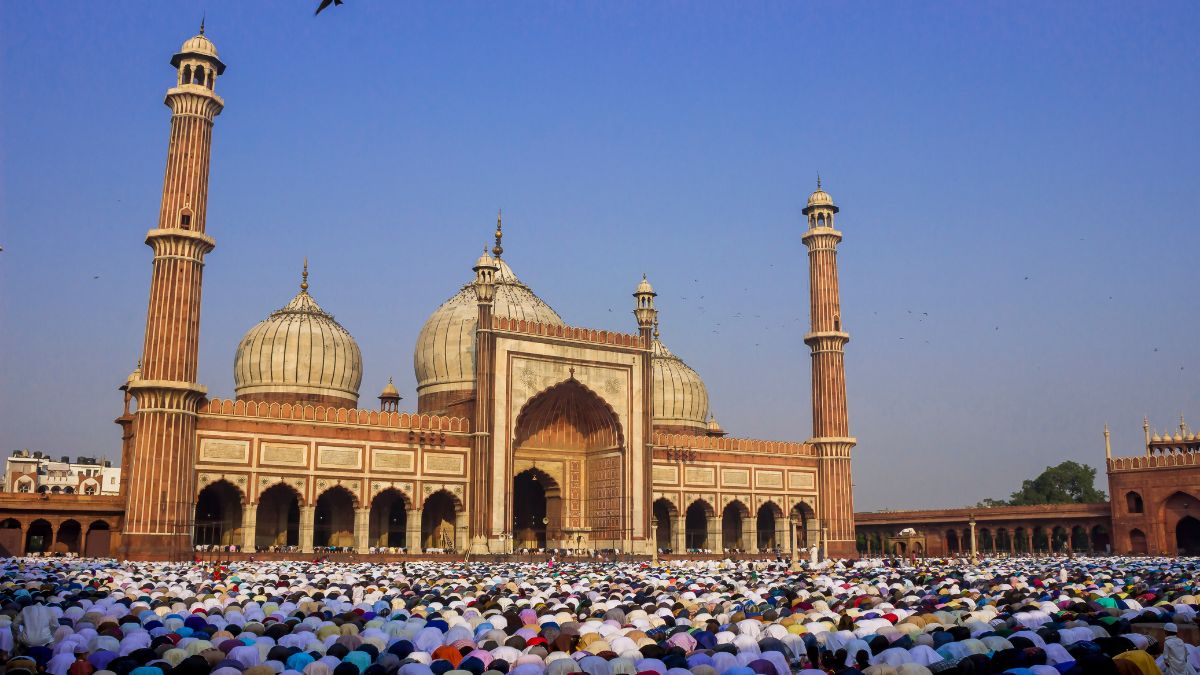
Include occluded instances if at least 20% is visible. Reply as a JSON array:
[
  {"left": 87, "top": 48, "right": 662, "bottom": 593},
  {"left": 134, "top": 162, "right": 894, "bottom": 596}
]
[{"left": 315, "top": 0, "right": 344, "bottom": 15}]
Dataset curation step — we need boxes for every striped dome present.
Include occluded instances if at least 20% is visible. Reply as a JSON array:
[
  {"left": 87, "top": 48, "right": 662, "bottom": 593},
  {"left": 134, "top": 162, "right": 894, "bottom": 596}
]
[
  {"left": 651, "top": 337, "right": 710, "bottom": 432},
  {"left": 234, "top": 288, "right": 362, "bottom": 407},
  {"left": 414, "top": 259, "right": 564, "bottom": 397}
]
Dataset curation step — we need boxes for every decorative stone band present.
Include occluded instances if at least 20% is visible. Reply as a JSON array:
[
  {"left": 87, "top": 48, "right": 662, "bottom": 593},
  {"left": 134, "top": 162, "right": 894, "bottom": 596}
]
[
  {"left": 1109, "top": 452, "right": 1200, "bottom": 471},
  {"left": 803, "top": 331, "right": 850, "bottom": 349},
  {"left": 491, "top": 316, "right": 645, "bottom": 349},
  {"left": 809, "top": 437, "right": 856, "bottom": 458},
  {"left": 202, "top": 397, "right": 468, "bottom": 433},
  {"left": 127, "top": 380, "right": 208, "bottom": 414},
  {"left": 654, "top": 432, "right": 816, "bottom": 456},
  {"left": 801, "top": 228, "right": 843, "bottom": 247},
  {"left": 145, "top": 229, "right": 215, "bottom": 261},
  {"left": 164, "top": 87, "right": 225, "bottom": 119}
]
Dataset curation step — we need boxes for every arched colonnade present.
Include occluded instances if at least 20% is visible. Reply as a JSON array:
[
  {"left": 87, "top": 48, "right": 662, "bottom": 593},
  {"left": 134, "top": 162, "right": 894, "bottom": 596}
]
[
  {"left": 0, "top": 517, "right": 115, "bottom": 557},
  {"left": 651, "top": 496, "right": 818, "bottom": 555},
  {"left": 193, "top": 480, "right": 466, "bottom": 553},
  {"left": 857, "top": 521, "right": 1112, "bottom": 557}
]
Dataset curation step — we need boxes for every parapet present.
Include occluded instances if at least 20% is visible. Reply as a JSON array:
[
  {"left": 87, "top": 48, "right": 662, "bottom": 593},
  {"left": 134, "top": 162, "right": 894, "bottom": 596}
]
[{"left": 201, "top": 398, "right": 468, "bottom": 433}]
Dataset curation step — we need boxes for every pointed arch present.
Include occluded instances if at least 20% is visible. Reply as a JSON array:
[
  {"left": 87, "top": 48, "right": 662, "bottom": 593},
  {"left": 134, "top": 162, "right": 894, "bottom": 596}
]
[
  {"left": 195, "top": 479, "right": 244, "bottom": 547},
  {"left": 514, "top": 378, "right": 625, "bottom": 451},
  {"left": 256, "top": 483, "right": 301, "bottom": 549}
]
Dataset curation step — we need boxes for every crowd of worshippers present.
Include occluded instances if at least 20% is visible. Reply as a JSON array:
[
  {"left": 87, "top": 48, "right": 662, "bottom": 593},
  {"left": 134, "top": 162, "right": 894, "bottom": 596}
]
[{"left": 0, "top": 556, "right": 1197, "bottom": 675}]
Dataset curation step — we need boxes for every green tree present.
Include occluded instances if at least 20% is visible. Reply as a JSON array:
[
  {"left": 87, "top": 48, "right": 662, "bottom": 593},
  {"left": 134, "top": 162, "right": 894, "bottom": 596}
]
[{"left": 978, "top": 461, "right": 1106, "bottom": 507}]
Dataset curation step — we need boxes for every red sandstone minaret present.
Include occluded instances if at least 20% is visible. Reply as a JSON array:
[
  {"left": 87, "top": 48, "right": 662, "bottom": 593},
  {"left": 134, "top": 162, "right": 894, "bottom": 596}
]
[
  {"left": 633, "top": 274, "right": 658, "bottom": 553},
  {"left": 468, "top": 217, "right": 502, "bottom": 552},
  {"left": 801, "top": 179, "right": 857, "bottom": 558},
  {"left": 122, "top": 27, "right": 225, "bottom": 560}
]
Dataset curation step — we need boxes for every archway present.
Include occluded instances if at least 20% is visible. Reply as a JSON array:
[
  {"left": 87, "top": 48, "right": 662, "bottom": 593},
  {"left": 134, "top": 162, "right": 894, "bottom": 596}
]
[
  {"left": 757, "top": 502, "right": 782, "bottom": 551},
  {"left": 1070, "top": 525, "right": 1089, "bottom": 552},
  {"left": 513, "top": 378, "right": 624, "bottom": 543},
  {"left": 945, "top": 529, "right": 959, "bottom": 554},
  {"left": 653, "top": 498, "right": 676, "bottom": 553},
  {"left": 792, "top": 501, "right": 817, "bottom": 549},
  {"left": 256, "top": 484, "right": 300, "bottom": 549},
  {"left": 85, "top": 521, "right": 111, "bottom": 557},
  {"left": 1129, "top": 528, "right": 1148, "bottom": 554},
  {"left": 1176, "top": 517, "right": 1200, "bottom": 555},
  {"left": 1051, "top": 526, "right": 1070, "bottom": 553},
  {"left": 54, "top": 520, "right": 81, "bottom": 554},
  {"left": 1014, "top": 527, "right": 1031, "bottom": 553},
  {"left": 314, "top": 486, "right": 355, "bottom": 548},
  {"left": 25, "top": 519, "right": 52, "bottom": 553},
  {"left": 0, "top": 519, "right": 21, "bottom": 557},
  {"left": 369, "top": 489, "right": 409, "bottom": 549},
  {"left": 1091, "top": 525, "right": 1110, "bottom": 552},
  {"left": 978, "top": 528, "right": 993, "bottom": 553},
  {"left": 685, "top": 500, "right": 714, "bottom": 552},
  {"left": 195, "top": 481, "right": 243, "bottom": 547},
  {"left": 421, "top": 490, "right": 460, "bottom": 551},
  {"left": 1162, "top": 491, "right": 1200, "bottom": 553},
  {"left": 721, "top": 501, "right": 749, "bottom": 552},
  {"left": 513, "top": 469, "right": 559, "bottom": 550},
  {"left": 995, "top": 528, "right": 1010, "bottom": 553},
  {"left": 1126, "top": 491, "right": 1144, "bottom": 513},
  {"left": 1032, "top": 526, "right": 1050, "bottom": 553}
]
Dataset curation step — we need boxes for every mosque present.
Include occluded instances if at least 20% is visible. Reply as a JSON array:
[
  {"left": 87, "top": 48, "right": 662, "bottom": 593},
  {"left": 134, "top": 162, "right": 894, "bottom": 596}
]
[{"left": 86, "top": 29, "right": 859, "bottom": 561}]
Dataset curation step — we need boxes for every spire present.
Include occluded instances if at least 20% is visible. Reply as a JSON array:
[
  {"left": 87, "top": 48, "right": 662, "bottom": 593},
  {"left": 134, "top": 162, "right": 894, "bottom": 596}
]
[
  {"left": 300, "top": 258, "right": 309, "bottom": 292},
  {"left": 492, "top": 209, "right": 504, "bottom": 258}
]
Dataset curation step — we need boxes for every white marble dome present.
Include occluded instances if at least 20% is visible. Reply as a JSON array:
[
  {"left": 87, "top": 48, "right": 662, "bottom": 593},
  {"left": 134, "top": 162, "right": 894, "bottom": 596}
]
[
  {"left": 414, "top": 259, "right": 564, "bottom": 397},
  {"left": 651, "top": 336, "right": 710, "bottom": 432},
  {"left": 234, "top": 287, "right": 362, "bottom": 407}
]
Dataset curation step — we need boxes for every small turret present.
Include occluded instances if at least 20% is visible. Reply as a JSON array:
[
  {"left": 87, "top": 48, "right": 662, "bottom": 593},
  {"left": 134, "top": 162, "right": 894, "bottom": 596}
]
[
  {"left": 633, "top": 274, "right": 657, "bottom": 330},
  {"left": 379, "top": 377, "right": 401, "bottom": 413}
]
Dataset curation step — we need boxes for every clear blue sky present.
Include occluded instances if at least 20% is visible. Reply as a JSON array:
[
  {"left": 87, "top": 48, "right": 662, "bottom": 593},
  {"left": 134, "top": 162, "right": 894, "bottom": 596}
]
[{"left": 1, "top": 1, "right": 1196, "bottom": 511}]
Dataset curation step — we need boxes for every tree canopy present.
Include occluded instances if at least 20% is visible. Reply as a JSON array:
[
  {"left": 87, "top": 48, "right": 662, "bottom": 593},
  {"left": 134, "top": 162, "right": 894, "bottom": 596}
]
[{"left": 979, "top": 461, "right": 1106, "bottom": 507}]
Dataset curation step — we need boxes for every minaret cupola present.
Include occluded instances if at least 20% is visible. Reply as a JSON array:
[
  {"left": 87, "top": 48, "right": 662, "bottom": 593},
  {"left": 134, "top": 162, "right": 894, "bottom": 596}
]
[{"left": 171, "top": 21, "right": 225, "bottom": 90}]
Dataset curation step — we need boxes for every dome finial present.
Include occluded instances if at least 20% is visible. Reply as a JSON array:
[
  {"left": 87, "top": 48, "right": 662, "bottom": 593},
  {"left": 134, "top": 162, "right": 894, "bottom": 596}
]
[
  {"left": 200, "top": 14, "right": 206, "bottom": 35},
  {"left": 816, "top": 172, "right": 821, "bottom": 190},
  {"left": 653, "top": 316, "right": 660, "bottom": 340},
  {"left": 300, "top": 257, "right": 309, "bottom": 292},
  {"left": 493, "top": 209, "right": 504, "bottom": 258}
]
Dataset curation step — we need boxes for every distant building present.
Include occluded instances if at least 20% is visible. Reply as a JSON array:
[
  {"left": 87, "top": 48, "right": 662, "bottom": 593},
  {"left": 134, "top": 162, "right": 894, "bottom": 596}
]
[
  {"left": 3, "top": 450, "right": 120, "bottom": 496},
  {"left": 855, "top": 415, "right": 1200, "bottom": 557}
]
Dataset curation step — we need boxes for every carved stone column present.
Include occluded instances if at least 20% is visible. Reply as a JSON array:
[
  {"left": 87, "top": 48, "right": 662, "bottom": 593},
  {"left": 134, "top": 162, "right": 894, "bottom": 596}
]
[
  {"left": 299, "top": 505, "right": 315, "bottom": 553},
  {"left": 354, "top": 508, "right": 370, "bottom": 553}
]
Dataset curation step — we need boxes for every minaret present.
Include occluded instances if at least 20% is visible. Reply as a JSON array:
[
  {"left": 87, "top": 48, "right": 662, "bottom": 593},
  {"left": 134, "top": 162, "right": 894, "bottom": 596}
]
[
  {"left": 801, "top": 178, "right": 857, "bottom": 558},
  {"left": 122, "top": 27, "right": 225, "bottom": 560},
  {"left": 633, "top": 274, "right": 658, "bottom": 554},
  {"left": 469, "top": 217, "right": 501, "bottom": 552}
]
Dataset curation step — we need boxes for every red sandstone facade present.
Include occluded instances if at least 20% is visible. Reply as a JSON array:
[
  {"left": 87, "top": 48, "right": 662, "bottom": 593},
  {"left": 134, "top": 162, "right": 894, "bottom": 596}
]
[{"left": 0, "top": 29, "right": 858, "bottom": 561}]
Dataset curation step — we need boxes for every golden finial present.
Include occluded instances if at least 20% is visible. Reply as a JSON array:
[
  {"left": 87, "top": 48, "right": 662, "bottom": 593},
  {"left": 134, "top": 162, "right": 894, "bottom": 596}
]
[
  {"left": 653, "top": 316, "right": 660, "bottom": 340},
  {"left": 300, "top": 258, "right": 309, "bottom": 292},
  {"left": 492, "top": 209, "right": 504, "bottom": 258}
]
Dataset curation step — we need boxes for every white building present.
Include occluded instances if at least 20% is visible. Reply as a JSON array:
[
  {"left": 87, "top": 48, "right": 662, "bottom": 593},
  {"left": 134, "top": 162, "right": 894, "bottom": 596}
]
[{"left": 3, "top": 450, "right": 120, "bottom": 495}]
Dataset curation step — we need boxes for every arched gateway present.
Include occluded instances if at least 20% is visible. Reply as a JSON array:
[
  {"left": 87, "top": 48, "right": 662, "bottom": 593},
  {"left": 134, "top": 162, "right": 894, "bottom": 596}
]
[{"left": 510, "top": 378, "right": 624, "bottom": 550}]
